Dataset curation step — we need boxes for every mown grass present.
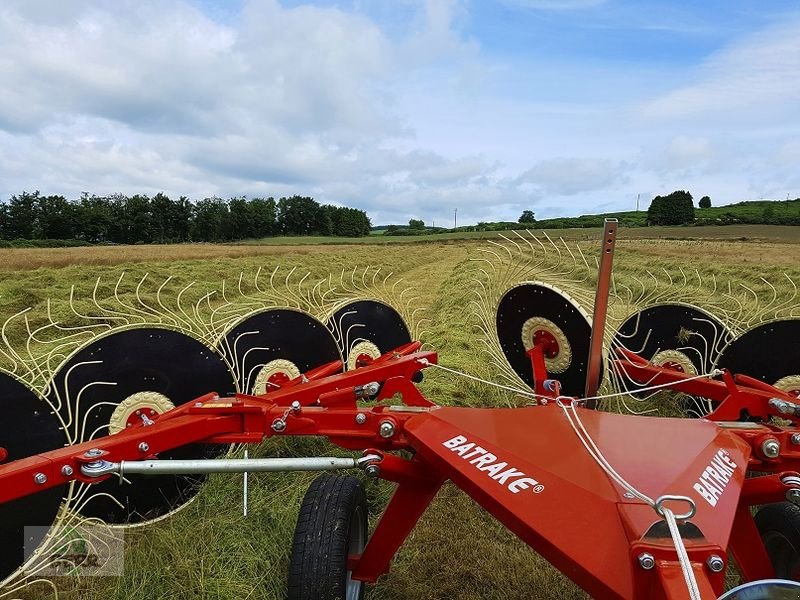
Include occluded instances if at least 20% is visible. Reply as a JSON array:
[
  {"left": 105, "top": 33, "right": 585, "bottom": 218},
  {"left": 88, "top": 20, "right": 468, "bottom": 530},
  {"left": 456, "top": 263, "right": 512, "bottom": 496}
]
[{"left": 3, "top": 228, "right": 800, "bottom": 599}]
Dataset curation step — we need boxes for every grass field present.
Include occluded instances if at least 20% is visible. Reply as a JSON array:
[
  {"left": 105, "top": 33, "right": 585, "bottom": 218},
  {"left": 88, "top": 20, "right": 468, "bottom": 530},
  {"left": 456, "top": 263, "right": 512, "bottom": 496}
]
[{"left": 3, "top": 225, "right": 800, "bottom": 599}]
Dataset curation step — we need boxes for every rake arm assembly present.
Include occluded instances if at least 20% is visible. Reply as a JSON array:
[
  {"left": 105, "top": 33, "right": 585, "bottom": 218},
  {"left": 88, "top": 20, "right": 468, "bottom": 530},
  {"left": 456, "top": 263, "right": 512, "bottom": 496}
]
[{"left": 2, "top": 342, "right": 800, "bottom": 599}]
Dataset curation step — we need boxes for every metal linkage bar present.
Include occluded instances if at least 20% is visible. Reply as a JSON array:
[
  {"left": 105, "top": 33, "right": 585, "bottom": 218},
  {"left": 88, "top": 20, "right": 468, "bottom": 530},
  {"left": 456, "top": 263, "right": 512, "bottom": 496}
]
[{"left": 81, "top": 455, "right": 380, "bottom": 478}]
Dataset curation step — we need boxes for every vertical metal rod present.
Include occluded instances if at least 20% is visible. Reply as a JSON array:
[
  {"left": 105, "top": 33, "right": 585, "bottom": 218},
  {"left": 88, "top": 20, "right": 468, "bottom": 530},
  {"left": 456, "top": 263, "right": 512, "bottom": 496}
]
[
  {"left": 243, "top": 449, "right": 249, "bottom": 517},
  {"left": 584, "top": 219, "right": 618, "bottom": 404}
]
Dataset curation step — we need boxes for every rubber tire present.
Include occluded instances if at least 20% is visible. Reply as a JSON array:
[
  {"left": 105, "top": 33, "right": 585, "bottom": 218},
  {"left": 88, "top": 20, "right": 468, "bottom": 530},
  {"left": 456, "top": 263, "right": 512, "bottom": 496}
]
[
  {"left": 754, "top": 502, "right": 800, "bottom": 580},
  {"left": 288, "top": 474, "right": 368, "bottom": 600}
]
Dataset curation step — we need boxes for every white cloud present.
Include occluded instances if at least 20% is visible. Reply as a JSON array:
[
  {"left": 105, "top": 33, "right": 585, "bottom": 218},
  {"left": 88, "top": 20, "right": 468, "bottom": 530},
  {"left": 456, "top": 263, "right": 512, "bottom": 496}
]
[
  {"left": 642, "top": 16, "right": 800, "bottom": 120},
  {"left": 516, "top": 157, "right": 625, "bottom": 195}
]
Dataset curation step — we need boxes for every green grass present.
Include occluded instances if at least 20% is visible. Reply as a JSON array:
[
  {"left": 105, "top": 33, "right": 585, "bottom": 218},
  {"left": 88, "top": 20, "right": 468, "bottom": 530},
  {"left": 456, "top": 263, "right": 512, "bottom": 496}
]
[{"left": 3, "top": 229, "right": 800, "bottom": 599}]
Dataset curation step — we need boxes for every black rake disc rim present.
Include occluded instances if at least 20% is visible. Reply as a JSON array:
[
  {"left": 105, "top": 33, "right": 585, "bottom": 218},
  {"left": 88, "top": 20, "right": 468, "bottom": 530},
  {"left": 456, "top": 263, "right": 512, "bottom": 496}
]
[
  {"left": 715, "top": 319, "right": 800, "bottom": 390},
  {"left": 496, "top": 282, "right": 599, "bottom": 397},
  {"left": 221, "top": 308, "right": 342, "bottom": 391},
  {"left": 0, "top": 372, "right": 67, "bottom": 584},
  {"left": 46, "top": 327, "right": 236, "bottom": 525},
  {"left": 327, "top": 300, "right": 411, "bottom": 369}
]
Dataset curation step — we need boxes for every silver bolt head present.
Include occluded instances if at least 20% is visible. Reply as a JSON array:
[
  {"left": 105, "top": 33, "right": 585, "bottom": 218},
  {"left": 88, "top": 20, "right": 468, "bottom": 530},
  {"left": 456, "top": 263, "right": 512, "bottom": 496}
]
[
  {"left": 365, "top": 464, "right": 380, "bottom": 477},
  {"left": 762, "top": 438, "right": 781, "bottom": 458},
  {"left": 787, "top": 488, "right": 800, "bottom": 505},
  {"left": 61, "top": 465, "right": 74, "bottom": 477},
  {"left": 271, "top": 419, "right": 286, "bottom": 433},
  {"left": 792, "top": 433, "right": 800, "bottom": 445},
  {"left": 707, "top": 555, "right": 725, "bottom": 573},
  {"left": 355, "top": 413, "right": 367, "bottom": 425},
  {"left": 85, "top": 448, "right": 103, "bottom": 457},
  {"left": 378, "top": 420, "right": 395, "bottom": 439},
  {"left": 291, "top": 400, "right": 301, "bottom": 412},
  {"left": 638, "top": 552, "right": 655, "bottom": 570},
  {"left": 34, "top": 472, "right": 47, "bottom": 485},
  {"left": 194, "top": 402, "right": 203, "bottom": 408},
  {"left": 138, "top": 442, "right": 150, "bottom": 453}
]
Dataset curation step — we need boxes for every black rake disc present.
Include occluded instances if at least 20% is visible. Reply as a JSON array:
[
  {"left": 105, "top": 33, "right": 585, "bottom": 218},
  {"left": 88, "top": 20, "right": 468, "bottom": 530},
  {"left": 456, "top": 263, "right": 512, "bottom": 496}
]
[
  {"left": 496, "top": 282, "right": 599, "bottom": 397},
  {"left": 611, "top": 304, "right": 730, "bottom": 416},
  {"left": 327, "top": 300, "right": 411, "bottom": 370},
  {"left": 221, "top": 308, "right": 342, "bottom": 393},
  {"left": 45, "top": 327, "right": 236, "bottom": 525},
  {"left": 0, "top": 372, "right": 67, "bottom": 584},
  {"left": 715, "top": 319, "right": 800, "bottom": 395}
]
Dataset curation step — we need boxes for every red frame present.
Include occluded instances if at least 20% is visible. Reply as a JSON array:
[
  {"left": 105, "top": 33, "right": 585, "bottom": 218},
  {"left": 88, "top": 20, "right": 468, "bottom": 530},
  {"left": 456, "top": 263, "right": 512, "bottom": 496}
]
[{"left": 2, "top": 340, "right": 800, "bottom": 599}]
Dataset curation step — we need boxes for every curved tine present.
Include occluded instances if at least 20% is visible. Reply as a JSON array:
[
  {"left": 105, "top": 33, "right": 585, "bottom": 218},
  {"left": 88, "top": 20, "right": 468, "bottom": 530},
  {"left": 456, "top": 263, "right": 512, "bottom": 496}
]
[
  {"left": 71, "top": 379, "right": 117, "bottom": 444},
  {"left": 295, "top": 271, "right": 315, "bottom": 312},
  {"left": 45, "top": 298, "right": 107, "bottom": 334},
  {"left": 676, "top": 266, "right": 688, "bottom": 291},
  {"left": 475, "top": 247, "right": 507, "bottom": 270},
  {"left": 174, "top": 281, "right": 202, "bottom": 333},
  {"left": 541, "top": 231, "right": 563, "bottom": 264},
  {"left": 775, "top": 273, "right": 800, "bottom": 320},
  {"left": 331, "top": 309, "right": 358, "bottom": 346},
  {"left": 753, "top": 276, "right": 779, "bottom": 322},
  {"left": 134, "top": 272, "right": 164, "bottom": 323},
  {"left": 737, "top": 282, "right": 760, "bottom": 327},
  {"left": 661, "top": 267, "right": 673, "bottom": 288},
  {"left": 722, "top": 279, "right": 746, "bottom": 329},
  {"left": 153, "top": 275, "right": 184, "bottom": 329},
  {"left": 470, "top": 254, "right": 499, "bottom": 275},
  {"left": 239, "top": 343, "right": 276, "bottom": 393},
  {"left": 613, "top": 311, "right": 642, "bottom": 341},
  {"left": 244, "top": 361, "right": 282, "bottom": 394},
  {"left": 112, "top": 272, "right": 149, "bottom": 324},
  {"left": 91, "top": 276, "right": 133, "bottom": 325},
  {"left": 487, "top": 239, "right": 515, "bottom": 264},
  {"left": 73, "top": 490, "right": 126, "bottom": 515},
  {"left": 229, "top": 330, "right": 261, "bottom": 381},
  {"left": 80, "top": 397, "right": 120, "bottom": 442},
  {"left": 575, "top": 243, "right": 592, "bottom": 272},
  {"left": 252, "top": 265, "right": 266, "bottom": 295},
  {"left": 0, "top": 307, "right": 33, "bottom": 376},
  {"left": 497, "top": 233, "right": 523, "bottom": 256},
  {"left": 343, "top": 320, "right": 367, "bottom": 354}
]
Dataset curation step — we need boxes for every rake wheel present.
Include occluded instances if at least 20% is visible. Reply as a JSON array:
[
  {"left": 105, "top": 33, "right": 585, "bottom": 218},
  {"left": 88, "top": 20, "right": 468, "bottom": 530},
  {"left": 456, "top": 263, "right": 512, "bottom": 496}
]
[
  {"left": 218, "top": 308, "right": 342, "bottom": 394},
  {"left": 328, "top": 300, "right": 412, "bottom": 370},
  {"left": 496, "top": 282, "right": 600, "bottom": 397},
  {"left": 45, "top": 326, "right": 236, "bottom": 525},
  {"left": 715, "top": 319, "right": 800, "bottom": 399},
  {"left": 0, "top": 372, "right": 67, "bottom": 585},
  {"left": 610, "top": 303, "right": 731, "bottom": 416}
]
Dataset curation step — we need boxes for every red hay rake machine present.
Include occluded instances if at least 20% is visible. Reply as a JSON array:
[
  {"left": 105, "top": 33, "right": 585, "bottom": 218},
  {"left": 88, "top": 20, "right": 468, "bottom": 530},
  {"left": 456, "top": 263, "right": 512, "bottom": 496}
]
[{"left": 3, "top": 222, "right": 800, "bottom": 599}]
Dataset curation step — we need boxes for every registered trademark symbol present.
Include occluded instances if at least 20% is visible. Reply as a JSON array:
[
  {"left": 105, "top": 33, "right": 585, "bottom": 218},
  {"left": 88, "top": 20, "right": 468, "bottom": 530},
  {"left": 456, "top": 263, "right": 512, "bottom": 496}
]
[{"left": 533, "top": 485, "right": 544, "bottom": 494}]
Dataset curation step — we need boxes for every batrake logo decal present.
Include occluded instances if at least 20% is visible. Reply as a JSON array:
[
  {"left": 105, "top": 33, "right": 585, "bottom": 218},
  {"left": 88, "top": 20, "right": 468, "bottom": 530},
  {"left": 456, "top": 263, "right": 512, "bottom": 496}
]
[
  {"left": 693, "top": 448, "right": 738, "bottom": 507},
  {"left": 442, "top": 435, "right": 544, "bottom": 494}
]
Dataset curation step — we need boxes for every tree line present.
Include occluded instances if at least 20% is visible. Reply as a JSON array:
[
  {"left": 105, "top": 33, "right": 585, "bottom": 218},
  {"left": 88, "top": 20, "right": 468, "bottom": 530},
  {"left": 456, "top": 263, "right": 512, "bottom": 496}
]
[{"left": 0, "top": 192, "right": 372, "bottom": 243}]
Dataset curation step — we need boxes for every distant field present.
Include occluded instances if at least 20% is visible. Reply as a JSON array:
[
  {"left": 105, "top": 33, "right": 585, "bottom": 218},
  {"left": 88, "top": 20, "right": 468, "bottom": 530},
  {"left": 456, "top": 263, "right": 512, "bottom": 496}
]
[
  {"left": 3, "top": 226, "right": 800, "bottom": 599},
  {"left": 1, "top": 224, "right": 799, "bottom": 271}
]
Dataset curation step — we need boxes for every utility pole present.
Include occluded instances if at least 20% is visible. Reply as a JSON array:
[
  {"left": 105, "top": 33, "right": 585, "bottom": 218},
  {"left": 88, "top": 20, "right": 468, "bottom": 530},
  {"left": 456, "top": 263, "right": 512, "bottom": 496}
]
[
  {"left": 636, "top": 193, "right": 640, "bottom": 211},
  {"left": 454, "top": 208, "right": 457, "bottom": 229}
]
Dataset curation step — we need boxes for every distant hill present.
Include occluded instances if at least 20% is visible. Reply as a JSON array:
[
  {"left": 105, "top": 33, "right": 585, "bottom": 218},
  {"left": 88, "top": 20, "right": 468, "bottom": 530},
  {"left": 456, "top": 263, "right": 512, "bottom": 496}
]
[{"left": 373, "top": 198, "right": 800, "bottom": 235}]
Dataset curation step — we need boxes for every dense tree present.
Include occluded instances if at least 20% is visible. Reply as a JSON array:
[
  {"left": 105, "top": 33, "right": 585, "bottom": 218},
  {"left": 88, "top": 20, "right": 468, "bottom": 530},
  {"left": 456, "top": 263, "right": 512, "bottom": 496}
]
[
  {"left": 249, "top": 197, "right": 277, "bottom": 237},
  {"left": 699, "top": 196, "right": 711, "bottom": 209},
  {"left": 647, "top": 190, "right": 695, "bottom": 225},
  {"left": 408, "top": 218, "right": 424, "bottom": 229},
  {"left": 0, "top": 191, "right": 372, "bottom": 243},
  {"left": 518, "top": 210, "right": 535, "bottom": 223}
]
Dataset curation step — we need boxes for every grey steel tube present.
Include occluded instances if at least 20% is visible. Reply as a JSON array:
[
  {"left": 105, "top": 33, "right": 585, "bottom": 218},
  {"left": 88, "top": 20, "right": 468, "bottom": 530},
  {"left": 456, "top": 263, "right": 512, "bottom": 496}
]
[{"left": 118, "top": 456, "right": 358, "bottom": 476}]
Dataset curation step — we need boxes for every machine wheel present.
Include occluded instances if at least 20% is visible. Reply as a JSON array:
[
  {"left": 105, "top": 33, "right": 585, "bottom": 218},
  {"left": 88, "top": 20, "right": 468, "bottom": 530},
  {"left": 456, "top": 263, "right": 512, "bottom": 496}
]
[
  {"left": 288, "top": 474, "right": 368, "bottom": 600},
  {"left": 754, "top": 502, "right": 800, "bottom": 580}
]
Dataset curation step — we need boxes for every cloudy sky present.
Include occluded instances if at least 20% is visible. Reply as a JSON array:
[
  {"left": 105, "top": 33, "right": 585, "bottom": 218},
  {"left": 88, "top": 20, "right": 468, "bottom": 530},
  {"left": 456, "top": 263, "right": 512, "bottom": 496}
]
[{"left": 0, "top": 0, "right": 798, "bottom": 225}]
